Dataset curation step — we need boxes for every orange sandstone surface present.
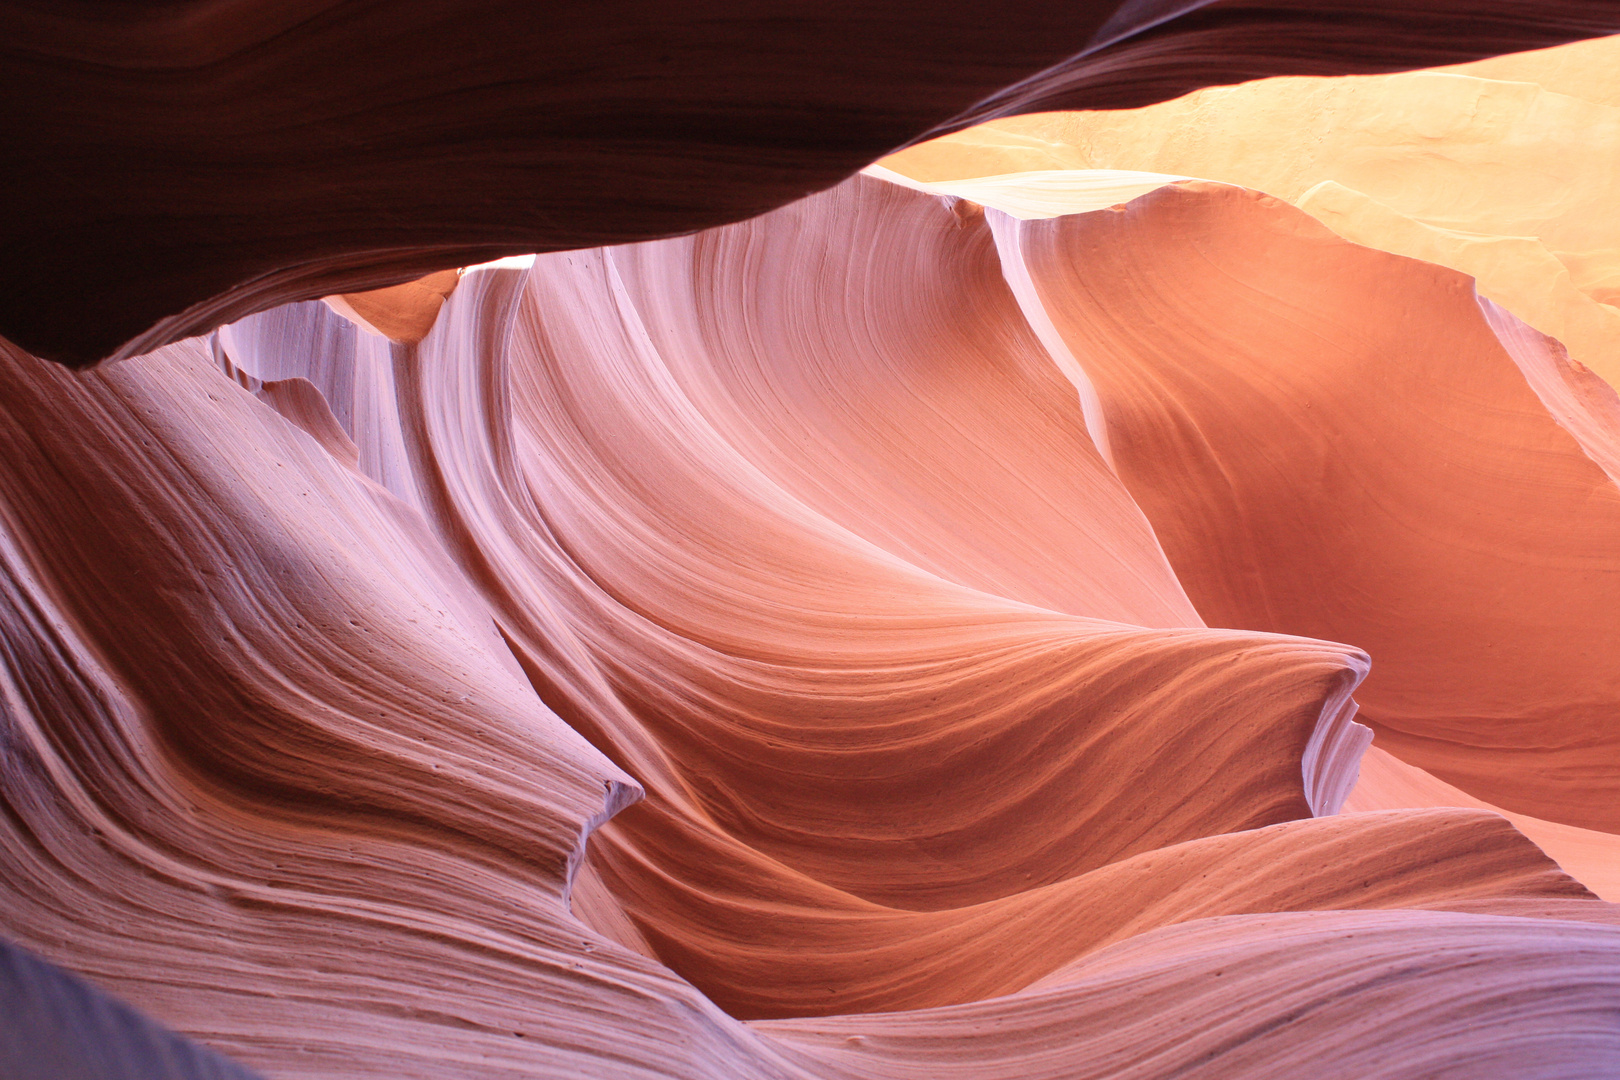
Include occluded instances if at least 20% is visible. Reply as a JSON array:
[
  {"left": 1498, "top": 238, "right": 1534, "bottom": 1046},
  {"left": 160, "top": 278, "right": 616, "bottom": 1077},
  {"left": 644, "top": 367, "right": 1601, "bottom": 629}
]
[
  {"left": 5, "top": 13, "right": 1620, "bottom": 1080},
  {"left": 4, "top": 167, "right": 1620, "bottom": 1078},
  {"left": 877, "top": 31, "right": 1620, "bottom": 908}
]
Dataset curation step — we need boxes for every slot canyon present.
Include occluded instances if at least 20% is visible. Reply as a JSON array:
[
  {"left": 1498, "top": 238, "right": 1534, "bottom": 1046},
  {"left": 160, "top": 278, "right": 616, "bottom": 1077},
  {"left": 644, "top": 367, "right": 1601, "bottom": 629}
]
[{"left": 5, "top": 4, "right": 1620, "bottom": 1077}]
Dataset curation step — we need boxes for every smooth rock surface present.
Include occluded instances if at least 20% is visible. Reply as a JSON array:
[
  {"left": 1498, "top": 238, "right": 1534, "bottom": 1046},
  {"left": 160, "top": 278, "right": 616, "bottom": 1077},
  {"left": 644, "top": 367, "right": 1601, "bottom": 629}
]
[{"left": 5, "top": 16, "right": 1620, "bottom": 1078}]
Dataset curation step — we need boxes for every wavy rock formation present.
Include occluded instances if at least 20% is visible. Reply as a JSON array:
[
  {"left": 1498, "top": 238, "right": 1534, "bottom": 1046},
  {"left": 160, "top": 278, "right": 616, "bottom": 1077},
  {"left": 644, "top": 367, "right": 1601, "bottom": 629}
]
[
  {"left": 223, "top": 180, "right": 1384, "bottom": 1021},
  {"left": 8, "top": 11, "right": 1620, "bottom": 1080},
  {"left": 1347, "top": 748, "right": 1620, "bottom": 902},
  {"left": 881, "top": 36, "right": 1620, "bottom": 872},
  {"left": 760, "top": 909, "right": 1620, "bottom": 1079},
  {"left": 5, "top": 159, "right": 1620, "bottom": 1076},
  {"left": 6, "top": 1, "right": 1620, "bottom": 367},
  {"left": 986, "top": 181, "right": 1620, "bottom": 833}
]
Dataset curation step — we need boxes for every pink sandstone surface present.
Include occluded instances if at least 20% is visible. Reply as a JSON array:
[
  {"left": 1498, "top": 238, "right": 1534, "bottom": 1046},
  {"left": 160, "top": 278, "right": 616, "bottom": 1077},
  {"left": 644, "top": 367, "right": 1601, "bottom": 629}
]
[{"left": 3, "top": 6, "right": 1620, "bottom": 1080}]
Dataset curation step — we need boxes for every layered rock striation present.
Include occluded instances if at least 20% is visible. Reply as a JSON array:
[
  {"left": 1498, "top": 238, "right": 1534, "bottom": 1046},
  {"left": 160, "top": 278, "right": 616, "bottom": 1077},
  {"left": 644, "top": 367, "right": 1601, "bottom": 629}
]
[
  {"left": 5, "top": 10, "right": 1620, "bottom": 1080},
  {"left": 3, "top": 163, "right": 1620, "bottom": 1076}
]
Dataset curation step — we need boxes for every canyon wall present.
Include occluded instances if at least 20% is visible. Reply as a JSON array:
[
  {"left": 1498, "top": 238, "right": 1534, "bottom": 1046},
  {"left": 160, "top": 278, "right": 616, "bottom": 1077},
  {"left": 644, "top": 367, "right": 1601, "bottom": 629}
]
[{"left": 4, "top": 9, "right": 1620, "bottom": 1080}]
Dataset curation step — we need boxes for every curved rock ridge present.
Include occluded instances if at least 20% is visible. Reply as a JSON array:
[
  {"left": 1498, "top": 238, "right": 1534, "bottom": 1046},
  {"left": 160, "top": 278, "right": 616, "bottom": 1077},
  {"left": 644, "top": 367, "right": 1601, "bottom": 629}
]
[
  {"left": 988, "top": 179, "right": 1620, "bottom": 833},
  {"left": 0, "top": 335, "right": 701, "bottom": 1076},
  {"left": 223, "top": 179, "right": 1387, "bottom": 1017},
  {"left": 5, "top": 2, "right": 1619, "bottom": 368},
  {"left": 759, "top": 910, "right": 1620, "bottom": 1079},
  {"left": 1348, "top": 748, "right": 1620, "bottom": 902},
  {"left": 0, "top": 169, "right": 1597, "bottom": 1075},
  {"left": 5, "top": 102, "right": 1620, "bottom": 1079},
  {"left": 880, "top": 32, "right": 1620, "bottom": 388}
]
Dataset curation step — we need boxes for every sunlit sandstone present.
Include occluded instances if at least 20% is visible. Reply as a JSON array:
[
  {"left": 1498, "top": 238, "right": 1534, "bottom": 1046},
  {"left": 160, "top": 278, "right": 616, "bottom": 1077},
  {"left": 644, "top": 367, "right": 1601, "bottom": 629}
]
[{"left": 4, "top": 9, "right": 1620, "bottom": 1080}]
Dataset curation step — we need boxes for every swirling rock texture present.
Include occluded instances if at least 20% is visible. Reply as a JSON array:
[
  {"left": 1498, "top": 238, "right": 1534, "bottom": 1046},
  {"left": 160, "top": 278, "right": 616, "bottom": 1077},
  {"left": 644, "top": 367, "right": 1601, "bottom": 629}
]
[
  {"left": 6, "top": 7, "right": 1620, "bottom": 1080},
  {"left": 880, "top": 28, "right": 1620, "bottom": 896}
]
